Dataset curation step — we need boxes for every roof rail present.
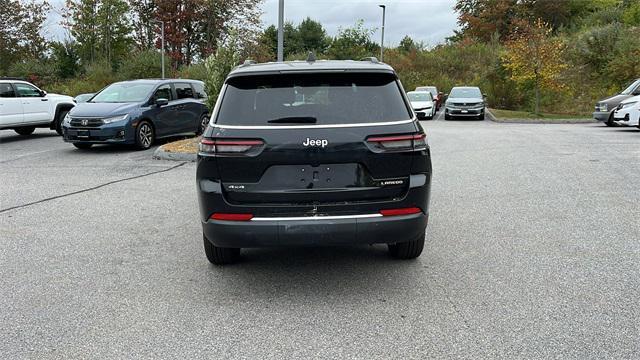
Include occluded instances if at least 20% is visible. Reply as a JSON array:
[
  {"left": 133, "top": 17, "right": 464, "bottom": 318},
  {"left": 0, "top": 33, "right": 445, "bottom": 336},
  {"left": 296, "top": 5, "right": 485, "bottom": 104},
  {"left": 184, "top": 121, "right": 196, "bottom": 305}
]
[
  {"left": 241, "top": 59, "right": 257, "bottom": 67},
  {"left": 360, "top": 57, "right": 379, "bottom": 63},
  {"left": 306, "top": 52, "right": 316, "bottom": 63},
  {"left": 0, "top": 77, "right": 26, "bottom": 81}
]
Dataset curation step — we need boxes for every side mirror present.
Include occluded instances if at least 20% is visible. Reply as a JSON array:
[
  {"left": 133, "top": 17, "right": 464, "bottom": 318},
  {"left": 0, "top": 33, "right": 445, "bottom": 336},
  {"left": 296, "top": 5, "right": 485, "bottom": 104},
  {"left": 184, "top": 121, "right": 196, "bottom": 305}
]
[
  {"left": 39, "top": 90, "right": 47, "bottom": 97},
  {"left": 444, "top": 93, "right": 449, "bottom": 97},
  {"left": 155, "top": 98, "right": 169, "bottom": 107},
  {"left": 482, "top": 93, "right": 487, "bottom": 98}
]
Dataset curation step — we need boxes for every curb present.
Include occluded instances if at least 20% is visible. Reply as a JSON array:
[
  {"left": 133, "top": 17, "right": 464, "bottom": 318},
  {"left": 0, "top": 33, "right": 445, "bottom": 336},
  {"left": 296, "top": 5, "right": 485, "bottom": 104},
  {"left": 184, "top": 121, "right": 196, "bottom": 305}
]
[
  {"left": 486, "top": 109, "right": 595, "bottom": 124},
  {"left": 153, "top": 146, "right": 197, "bottom": 162}
]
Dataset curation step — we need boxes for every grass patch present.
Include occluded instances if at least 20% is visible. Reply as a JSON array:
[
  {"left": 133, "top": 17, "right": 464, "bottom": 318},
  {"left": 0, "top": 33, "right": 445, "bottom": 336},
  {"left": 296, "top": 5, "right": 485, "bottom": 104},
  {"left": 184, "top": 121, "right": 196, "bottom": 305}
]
[
  {"left": 161, "top": 136, "right": 200, "bottom": 153},
  {"left": 489, "top": 108, "right": 594, "bottom": 123}
]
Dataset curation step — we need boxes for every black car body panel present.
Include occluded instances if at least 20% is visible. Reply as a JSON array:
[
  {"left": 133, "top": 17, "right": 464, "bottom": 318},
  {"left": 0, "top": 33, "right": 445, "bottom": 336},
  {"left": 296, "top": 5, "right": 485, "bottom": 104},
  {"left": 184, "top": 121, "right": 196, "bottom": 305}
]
[{"left": 196, "top": 60, "right": 432, "bottom": 250}]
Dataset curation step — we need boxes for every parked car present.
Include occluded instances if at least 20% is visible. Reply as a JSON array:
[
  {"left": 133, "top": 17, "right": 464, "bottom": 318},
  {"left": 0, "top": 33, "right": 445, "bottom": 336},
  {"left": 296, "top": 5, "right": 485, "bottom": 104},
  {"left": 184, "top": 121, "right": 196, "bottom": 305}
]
[
  {"left": 444, "top": 86, "right": 486, "bottom": 120},
  {"left": 197, "top": 59, "right": 432, "bottom": 265},
  {"left": 63, "top": 79, "right": 209, "bottom": 150},
  {"left": 594, "top": 78, "right": 640, "bottom": 126},
  {"left": 613, "top": 95, "right": 640, "bottom": 128},
  {"left": 415, "top": 86, "right": 443, "bottom": 110},
  {"left": 0, "top": 78, "right": 75, "bottom": 135},
  {"left": 407, "top": 91, "right": 435, "bottom": 120},
  {"left": 74, "top": 93, "right": 95, "bottom": 103}
]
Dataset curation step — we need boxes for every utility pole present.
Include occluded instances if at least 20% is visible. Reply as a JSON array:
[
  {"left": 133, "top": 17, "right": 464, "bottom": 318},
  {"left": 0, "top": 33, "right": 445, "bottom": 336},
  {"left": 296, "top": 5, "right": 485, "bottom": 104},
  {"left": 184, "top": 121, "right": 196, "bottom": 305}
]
[
  {"left": 153, "top": 20, "right": 166, "bottom": 79},
  {"left": 277, "top": 0, "right": 284, "bottom": 62},
  {"left": 379, "top": 4, "right": 386, "bottom": 62}
]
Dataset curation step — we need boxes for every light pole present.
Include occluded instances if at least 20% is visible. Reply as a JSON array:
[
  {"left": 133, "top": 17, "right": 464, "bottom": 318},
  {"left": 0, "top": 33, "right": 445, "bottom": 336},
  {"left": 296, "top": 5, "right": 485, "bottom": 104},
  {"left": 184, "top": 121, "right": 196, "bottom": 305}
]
[
  {"left": 277, "top": 0, "right": 284, "bottom": 62},
  {"left": 152, "top": 19, "right": 165, "bottom": 79},
  {"left": 379, "top": 4, "right": 386, "bottom": 62}
]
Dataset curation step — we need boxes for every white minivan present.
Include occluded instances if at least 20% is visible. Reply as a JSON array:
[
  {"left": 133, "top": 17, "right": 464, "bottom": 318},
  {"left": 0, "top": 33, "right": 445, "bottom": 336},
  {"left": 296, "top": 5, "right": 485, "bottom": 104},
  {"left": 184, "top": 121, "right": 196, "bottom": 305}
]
[{"left": 0, "top": 79, "right": 75, "bottom": 135}]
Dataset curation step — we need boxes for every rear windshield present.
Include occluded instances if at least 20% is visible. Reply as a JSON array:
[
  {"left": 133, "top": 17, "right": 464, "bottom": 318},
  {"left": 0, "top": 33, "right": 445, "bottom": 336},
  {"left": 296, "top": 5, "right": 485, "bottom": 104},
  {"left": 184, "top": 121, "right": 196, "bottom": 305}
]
[
  {"left": 216, "top": 73, "right": 412, "bottom": 126},
  {"left": 449, "top": 87, "right": 482, "bottom": 99},
  {"left": 408, "top": 92, "right": 432, "bottom": 101}
]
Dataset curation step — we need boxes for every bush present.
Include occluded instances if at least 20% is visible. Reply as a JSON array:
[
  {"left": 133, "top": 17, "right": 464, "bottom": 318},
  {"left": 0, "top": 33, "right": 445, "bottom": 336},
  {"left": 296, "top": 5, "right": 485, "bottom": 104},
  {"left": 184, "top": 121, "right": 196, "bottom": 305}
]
[
  {"left": 203, "top": 35, "right": 242, "bottom": 108},
  {"left": 118, "top": 49, "right": 170, "bottom": 80}
]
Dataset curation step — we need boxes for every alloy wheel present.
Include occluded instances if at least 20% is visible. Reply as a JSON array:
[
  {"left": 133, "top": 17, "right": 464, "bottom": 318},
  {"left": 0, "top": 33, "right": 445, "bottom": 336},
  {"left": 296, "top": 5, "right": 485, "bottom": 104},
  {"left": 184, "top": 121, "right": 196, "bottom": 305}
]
[{"left": 139, "top": 123, "right": 153, "bottom": 148}]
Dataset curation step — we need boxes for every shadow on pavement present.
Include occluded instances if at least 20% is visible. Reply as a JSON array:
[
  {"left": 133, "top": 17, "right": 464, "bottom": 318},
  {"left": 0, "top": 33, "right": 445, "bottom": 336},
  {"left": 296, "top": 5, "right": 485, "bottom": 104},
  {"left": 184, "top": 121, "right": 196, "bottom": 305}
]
[
  {"left": 0, "top": 131, "right": 59, "bottom": 144},
  {"left": 201, "top": 244, "right": 427, "bottom": 298}
]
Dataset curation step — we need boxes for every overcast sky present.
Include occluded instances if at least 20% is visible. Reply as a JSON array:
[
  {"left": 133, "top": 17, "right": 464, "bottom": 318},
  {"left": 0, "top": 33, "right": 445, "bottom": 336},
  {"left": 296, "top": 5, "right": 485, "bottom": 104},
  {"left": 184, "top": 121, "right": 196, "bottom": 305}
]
[
  {"left": 262, "top": 0, "right": 459, "bottom": 46},
  {"left": 45, "top": 0, "right": 460, "bottom": 46}
]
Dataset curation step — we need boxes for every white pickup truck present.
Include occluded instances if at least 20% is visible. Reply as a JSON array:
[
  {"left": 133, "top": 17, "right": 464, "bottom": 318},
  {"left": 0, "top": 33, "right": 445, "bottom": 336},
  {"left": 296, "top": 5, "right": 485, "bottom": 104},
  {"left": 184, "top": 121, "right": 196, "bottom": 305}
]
[{"left": 0, "top": 79, "right": 75, "bottom": 136}]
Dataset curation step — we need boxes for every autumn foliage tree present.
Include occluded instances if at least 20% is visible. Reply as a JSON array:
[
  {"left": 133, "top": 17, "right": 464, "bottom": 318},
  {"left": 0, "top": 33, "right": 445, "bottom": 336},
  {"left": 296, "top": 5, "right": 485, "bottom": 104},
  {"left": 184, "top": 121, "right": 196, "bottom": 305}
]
[{"left": 501, "top": 19, "right": 567, "bottom": 114}]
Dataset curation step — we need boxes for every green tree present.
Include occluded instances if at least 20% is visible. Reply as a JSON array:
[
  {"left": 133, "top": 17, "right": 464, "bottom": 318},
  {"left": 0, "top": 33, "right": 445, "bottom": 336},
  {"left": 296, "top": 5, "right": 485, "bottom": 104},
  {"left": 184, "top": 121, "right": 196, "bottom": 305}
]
[
  {"left": 0, "top": 0, "right": 50, "bottom": 74},
  {"left": 328, "top": 20, "right": 378, "bottom": 60},
  {"left": 297, "top": 17, "right": 329, "bottom": 54},
  {"left": 51, "top": 41, "right": 80, "bottom": 78},
  {"left": 501, "top": 19, "right": 567, "bottom": 114},
  {"left": 203, "top": 31, "right": 241, "bottom": 108},
  {"left": 399, "top": 35, "right": 416, "bottom": 53}
]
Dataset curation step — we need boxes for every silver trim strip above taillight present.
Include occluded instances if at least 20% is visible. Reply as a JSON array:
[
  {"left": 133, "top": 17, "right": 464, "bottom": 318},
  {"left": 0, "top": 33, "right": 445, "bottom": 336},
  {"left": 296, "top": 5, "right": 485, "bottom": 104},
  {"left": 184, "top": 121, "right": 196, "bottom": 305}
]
[
  {"left": 251, "top": 213, "right": 382, "bottom": 221},
  {"left": 210, "top": 118, "right": 416, "bottom": 130}
]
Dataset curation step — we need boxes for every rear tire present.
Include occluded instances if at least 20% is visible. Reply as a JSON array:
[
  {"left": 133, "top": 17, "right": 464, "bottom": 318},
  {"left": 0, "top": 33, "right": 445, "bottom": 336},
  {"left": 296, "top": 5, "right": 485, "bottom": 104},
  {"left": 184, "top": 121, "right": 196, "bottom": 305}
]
[
  {"left": 14, "top": 127, "right": 35, "bottom": 136},
  {"left": 73, "top": 143, "right": 92, "bottom": 150},
  {"left": 203, "top": 234, "right": 240, "bottom": 265},
  {"left": 56, "top": 110, "right": 69, "bottom": 135},
  {"left": 388, "top": 234, "right": 425, "bottom": 259}
]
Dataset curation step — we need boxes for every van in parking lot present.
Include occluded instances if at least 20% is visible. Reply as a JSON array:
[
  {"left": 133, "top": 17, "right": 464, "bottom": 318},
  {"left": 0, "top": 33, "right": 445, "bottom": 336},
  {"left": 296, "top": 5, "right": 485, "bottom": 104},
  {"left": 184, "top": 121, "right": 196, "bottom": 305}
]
[
  {"left": 196, "top": 59, "right": 432, "bottom": 264},
  {"left": 63, "top": 79, "right": 209, "bottom": 149}
]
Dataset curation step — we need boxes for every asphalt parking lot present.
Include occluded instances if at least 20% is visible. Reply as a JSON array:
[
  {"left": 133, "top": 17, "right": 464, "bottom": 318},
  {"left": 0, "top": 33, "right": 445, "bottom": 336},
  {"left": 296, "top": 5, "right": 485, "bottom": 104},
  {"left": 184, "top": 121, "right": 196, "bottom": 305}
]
[{"left": 1, "top": 116, "right": 640, "bottom": 359}]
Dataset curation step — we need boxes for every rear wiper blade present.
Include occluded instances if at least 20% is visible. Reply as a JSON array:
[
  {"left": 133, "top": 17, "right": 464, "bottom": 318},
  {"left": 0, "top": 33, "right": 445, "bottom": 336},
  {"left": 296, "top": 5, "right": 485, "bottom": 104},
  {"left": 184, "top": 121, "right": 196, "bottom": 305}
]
[{"left": 267, "top": 116, "right": 317, "bottom": 124}]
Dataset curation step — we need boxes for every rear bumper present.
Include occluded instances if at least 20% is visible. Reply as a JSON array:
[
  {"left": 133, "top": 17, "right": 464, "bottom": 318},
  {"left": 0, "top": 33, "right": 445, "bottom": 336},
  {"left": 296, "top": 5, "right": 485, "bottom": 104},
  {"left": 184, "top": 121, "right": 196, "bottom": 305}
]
[{"left": 202, "top": 212, "right": 428, "bottom": 248}]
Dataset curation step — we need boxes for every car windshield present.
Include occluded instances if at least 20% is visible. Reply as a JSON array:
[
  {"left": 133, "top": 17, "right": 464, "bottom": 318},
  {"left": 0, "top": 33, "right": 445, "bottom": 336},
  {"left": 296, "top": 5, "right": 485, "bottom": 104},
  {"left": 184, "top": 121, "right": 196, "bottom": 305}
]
[
  {"left": 417, "top": 87, "right": 437, "bottom": 97},
  {"left": 217, "top": 73, "right": 412, "bottom": 126},
  {"left": 408, "top": 92, "right": 431, "bottom": 101},
  {"left": 449, "top": 87, "right": 482, "bottom": 98},
  {"left": 620, "top": 79, "right": 640, "bottom": 95},
  {"left": 91, "top": 83, "right": 155, "bottom": 103}
]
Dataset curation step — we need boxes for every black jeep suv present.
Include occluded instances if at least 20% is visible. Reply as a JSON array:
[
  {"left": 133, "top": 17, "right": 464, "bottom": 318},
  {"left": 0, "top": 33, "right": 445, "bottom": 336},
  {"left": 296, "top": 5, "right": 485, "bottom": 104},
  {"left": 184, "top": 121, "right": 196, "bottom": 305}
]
[{"left": 196, "top": 59, "right": 432, "bottom": 264}]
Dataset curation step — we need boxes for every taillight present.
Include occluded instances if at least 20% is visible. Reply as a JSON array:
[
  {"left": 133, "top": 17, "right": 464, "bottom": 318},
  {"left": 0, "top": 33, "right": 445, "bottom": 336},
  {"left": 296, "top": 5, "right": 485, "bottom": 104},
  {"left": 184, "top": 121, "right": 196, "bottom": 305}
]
[
  {"left": 379, "top": 207, "right": 422, "bottom": 216},
  {"left": 366, "top": 133, "right": 427, "bottom": 152},
  {"left": 211, "top": 213, "right": 254, "bottom": 221},
  {"left": 199, "top": 138, "right": 264, "bottom": 156}
]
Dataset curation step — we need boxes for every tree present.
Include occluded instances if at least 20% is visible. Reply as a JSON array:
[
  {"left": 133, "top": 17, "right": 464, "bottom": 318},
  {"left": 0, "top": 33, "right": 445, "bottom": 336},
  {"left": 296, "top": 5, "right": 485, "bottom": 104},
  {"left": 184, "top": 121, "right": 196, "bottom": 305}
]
[
  {"left": 455, "top": 0, "right": 519, "bottom": 42},
  {"left": 51, "top": 41, "right": 80, "bottom": 78},
  {"left": 130, "top": 0, "right": 157, "bottom": 50},
  {"left": 203, "top": 31, "right": 241, "bottom": 108},
  {"left": 153, "top": 0, "right": 261, "bottom": 68},
  {"left": 328, "top": 20, "right": 378, "bottom": 60},
  {"left": 399, "top": 35, "right": 416, "bottom": 53},
  {"left": 63, "top": 0, "right": 132, "bottom": 65},
  {"left": 501, "top": 19, "right": 567, "bottom": 114},
  {"left": 0, "top": 0, "right": 50, "bottom": 74},
  {"left": 297, "top": 17, "right": 329, "bottom": 54}
]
